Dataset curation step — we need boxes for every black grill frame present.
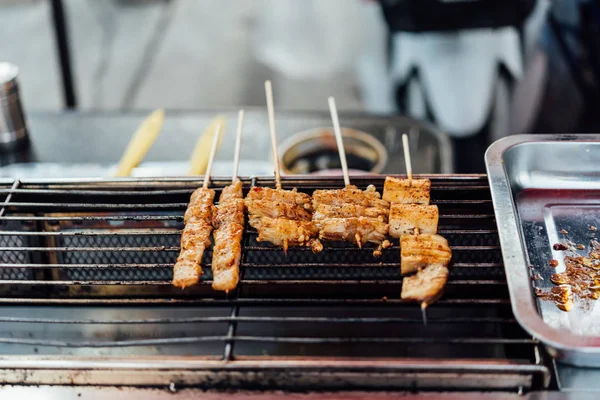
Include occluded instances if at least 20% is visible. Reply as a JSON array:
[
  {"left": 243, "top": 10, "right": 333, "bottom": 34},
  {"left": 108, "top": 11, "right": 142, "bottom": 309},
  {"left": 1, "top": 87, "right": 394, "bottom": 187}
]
[{"left": 0, "top": 175, "right": 554, "bottom": 391}]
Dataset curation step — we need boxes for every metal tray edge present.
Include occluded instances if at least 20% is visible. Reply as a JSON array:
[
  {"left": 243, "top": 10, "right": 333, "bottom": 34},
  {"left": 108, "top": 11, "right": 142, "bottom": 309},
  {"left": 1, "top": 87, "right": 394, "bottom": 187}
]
[{"left": 485, "top": 134, "right": 600, "bottom": 367}]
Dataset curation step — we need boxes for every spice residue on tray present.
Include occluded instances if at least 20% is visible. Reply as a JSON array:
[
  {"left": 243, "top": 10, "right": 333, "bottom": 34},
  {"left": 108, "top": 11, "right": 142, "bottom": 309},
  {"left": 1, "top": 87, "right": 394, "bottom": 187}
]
[{"left": 536, "top": 239, "right": 600, "bottom": 312}]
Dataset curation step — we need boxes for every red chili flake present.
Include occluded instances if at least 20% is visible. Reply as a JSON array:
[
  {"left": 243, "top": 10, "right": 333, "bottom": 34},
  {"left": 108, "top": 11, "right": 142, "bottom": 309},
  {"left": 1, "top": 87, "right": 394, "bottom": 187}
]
[{"left": 553, "top": 243, "right": 568, "bottom": 251}]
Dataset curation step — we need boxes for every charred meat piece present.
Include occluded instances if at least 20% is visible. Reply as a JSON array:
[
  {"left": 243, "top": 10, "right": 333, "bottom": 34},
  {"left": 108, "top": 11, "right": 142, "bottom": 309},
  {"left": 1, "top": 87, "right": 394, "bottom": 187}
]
[
  {"left": 184, "top": 202, "right": 213, "bottom": 224},
  {"left": 211, "top": 179, "right": 246, "bottom": 292},
  {"left": 317, "top": 217, "right": 389, "bottom": 247},
  {"left": 212, "top": 199, "right": 245, "bottom": 229},
  {"left": 382, "top": 177, "right": 431, "bottom": 205},
  {"left": 400, "top": 234, "right": 452, "bottom": 275},
  {"left": 401, "top": 263, "right": 449, "bottom": 305},
  {"left": 389, "top": 204, "right": 438, "bottom": 237},
  {"left": 313, "top": 203, "right": 388, "bottom": 222},
  {"left": 246, "top": 187, "right": 312, "bottom": 210},
  {"left": 250, "top": 216, "right": 321, "bottom": 253},
  {"left": 245, "top": 198, "right": 312, "bottom": 221},
  {"left": 312, "top": 185, "right": 389, "bottom": 209},
  {"left": 179, "top": 220, "right": 212, "bottom": 250},
  {"left": 212, "top": 222, "right": 244, "bottom": 292},
  {"left": 245, "top": 185, "right": 316, "bottom": 251},
  {"left": 219, "top": 179, "right": 243, "bottom": 202}
]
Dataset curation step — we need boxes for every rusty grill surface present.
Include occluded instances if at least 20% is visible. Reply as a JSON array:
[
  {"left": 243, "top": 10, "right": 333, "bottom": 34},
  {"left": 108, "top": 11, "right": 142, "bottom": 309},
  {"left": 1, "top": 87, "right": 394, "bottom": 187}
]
[{"left": 0, "top": 176, "right": 553, "bottom": 391}]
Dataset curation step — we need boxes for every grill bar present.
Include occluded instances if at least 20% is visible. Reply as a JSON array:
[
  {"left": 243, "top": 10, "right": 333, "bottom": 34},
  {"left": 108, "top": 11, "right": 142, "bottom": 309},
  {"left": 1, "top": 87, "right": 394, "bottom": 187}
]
[
  {"left": 0, "top": 336, "right": 538, "bottom": 348},
  {"left": 0, "top": 297, "right": 513, "bottom": 305},
  {"left": 0, "top": 316, "right": 518, "bottom": 324}
]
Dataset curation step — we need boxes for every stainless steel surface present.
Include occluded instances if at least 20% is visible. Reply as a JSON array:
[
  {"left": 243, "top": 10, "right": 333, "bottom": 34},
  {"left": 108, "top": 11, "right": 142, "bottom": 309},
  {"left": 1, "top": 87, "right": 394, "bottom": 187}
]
[
  {"left": 556, "top": 363, "right": 600, "bottom": 393},
  {"left": 0, "top": 175, "right": 551, "bottom": 391},
  {"left": 486, "top": 134, "right": 600, "bottom": 367},
  {"left": 1, "top": 111, "right": 453, "bottom": 173},
  {"left": 0, "top": 63, "right": 27, "bottom": 148},
  {"left": 279, "top": 128, "right": 388, "bottom": 174},
  {"left": 0, "top": 387, "right": 575, "bottom": 399}
]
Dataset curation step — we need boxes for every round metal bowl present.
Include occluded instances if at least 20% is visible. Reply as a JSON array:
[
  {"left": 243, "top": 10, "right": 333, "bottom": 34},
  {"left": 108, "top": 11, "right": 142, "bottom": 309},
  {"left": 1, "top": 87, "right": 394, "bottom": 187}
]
[{"left": 279, "top": 128, "right": 388, "bottom": 175}]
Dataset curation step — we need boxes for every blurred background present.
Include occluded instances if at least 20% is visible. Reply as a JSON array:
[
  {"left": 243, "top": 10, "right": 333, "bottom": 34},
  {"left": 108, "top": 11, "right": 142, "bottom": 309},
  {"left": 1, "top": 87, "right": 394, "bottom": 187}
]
[{"left": 0, "top": 0, "right": 598, "bottom": 173}]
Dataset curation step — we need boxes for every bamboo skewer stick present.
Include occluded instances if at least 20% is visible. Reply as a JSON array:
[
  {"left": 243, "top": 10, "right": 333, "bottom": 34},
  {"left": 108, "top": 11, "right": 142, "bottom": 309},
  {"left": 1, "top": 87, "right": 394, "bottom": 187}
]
[
  {"left": 402, "top": 133, "right": 413, "bottom": 184},
  {"left": 265, "top": 80, "right": 281, "bottom": 190},
  {"left": 232, "top": 109, "right": 245, "bottom": 182},
  {"left": 265, "top": 80, "right": 287, "bottom": 251},
  {"left": 202, "top": 122, "right": 222, "bottom": 189},
  {"left": 328, "top": 96, "right": 350, "bottom": 188}
]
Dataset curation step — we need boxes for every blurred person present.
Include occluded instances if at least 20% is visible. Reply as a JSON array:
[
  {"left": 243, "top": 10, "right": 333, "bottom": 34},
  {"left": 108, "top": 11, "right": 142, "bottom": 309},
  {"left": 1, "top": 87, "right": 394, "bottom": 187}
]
[{"left": 371, "top": 0, "right": 546, "bottom": 172}]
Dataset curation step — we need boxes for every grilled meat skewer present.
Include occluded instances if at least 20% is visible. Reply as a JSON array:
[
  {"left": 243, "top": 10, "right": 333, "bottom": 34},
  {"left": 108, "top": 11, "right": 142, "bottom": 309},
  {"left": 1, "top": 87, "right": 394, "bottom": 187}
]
[
  {"left": 211, "top": 179, "right": 245, "bottom": 292},
  {"left": 173, "top": 187, "right": 215, "bottom": 288}
]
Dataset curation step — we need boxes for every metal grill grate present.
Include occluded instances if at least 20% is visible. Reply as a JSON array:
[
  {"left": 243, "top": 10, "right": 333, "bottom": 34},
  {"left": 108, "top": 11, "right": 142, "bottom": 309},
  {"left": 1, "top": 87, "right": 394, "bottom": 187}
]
[{"left": 0, "top": 176, "right": 554, "bottom": 391}]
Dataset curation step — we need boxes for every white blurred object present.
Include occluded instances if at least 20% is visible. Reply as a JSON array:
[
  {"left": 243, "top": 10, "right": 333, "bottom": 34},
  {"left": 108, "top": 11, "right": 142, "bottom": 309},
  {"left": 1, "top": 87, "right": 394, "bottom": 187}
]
[
  {"left": 254, "top": 0, "right": 368, "bottom": 79},
  {"left": 355, "top": 1, "right": 395, "bottom": 114},
  {"left": 356, "top": 0, "right": 550, "bottom": 140},
  {"left": 390, "top": 28, "right": 523, "bottom": 137}
]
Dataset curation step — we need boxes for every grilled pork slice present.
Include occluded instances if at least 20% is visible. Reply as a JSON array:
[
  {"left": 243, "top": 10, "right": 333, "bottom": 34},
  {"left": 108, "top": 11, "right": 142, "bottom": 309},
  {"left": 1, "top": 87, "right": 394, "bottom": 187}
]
[
  {"left": 313, "top": 203, "right": 388, "bottom": 222},
  {"left": 318, "top": 217, "right": 389, "bottom": 247},
  {"left": 190, "top": 187, "right": 217, "bottom": 205},
  {"left": 250, "top": 216, "right": 321, "bottom": 252},
  {"left": 382, "top": 176, "right": 431, "bottom": 205},
  {"left": 212, "top": 223, "right": 243, "bottom": 292},
  {"left": 184, "top": 188, "right": 216, "bottom": 224},
  {"left": 184, "top": 202, "right": 213, "bottom": 224},
  {"left": 173, "top": 220, "right": 213, "bottom": 288},
  {"left": 401, "top": 263, "right": 449, "bottom": 305},
  {"left": 400, "top": 234, "right": 452, "bottom": 275},
  {"left": 213, "top": 199, "right": 245, "bottom": 228},
  {"left": 219, "top": 178, "right": 243, "bottom": 203},
  {"left": 246, "top": 187, "right": 312, "bottom": 210},
  {"left": 389, "top": 204, "right": 438, "bottom": 237},
  {"left": 179, "top": 220, "right": 213, "bottom": 249},
  {"left": 312, "top": 185, "right": 389, "bottom": 209},
  {"left": 245, "top": 198, "right": 312, "bottom": 221},
  {"left": 173, "top": 250, "right": 205, "bottom": 289}
]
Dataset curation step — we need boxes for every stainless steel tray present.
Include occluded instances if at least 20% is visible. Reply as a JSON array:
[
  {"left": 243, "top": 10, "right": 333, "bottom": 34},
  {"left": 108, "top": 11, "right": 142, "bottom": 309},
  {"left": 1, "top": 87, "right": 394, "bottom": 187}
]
[{"left": 486, "top": 134, "right": 600, "bottom": 367}]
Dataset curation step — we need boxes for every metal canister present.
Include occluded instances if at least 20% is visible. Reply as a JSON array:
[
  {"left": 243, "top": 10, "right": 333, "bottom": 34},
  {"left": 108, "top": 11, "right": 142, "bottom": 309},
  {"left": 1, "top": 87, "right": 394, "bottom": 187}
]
[{"left": 0, "top": 62, "right": 28, "bottom": 150}]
